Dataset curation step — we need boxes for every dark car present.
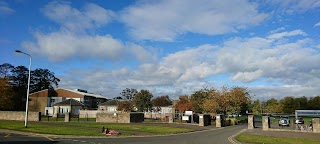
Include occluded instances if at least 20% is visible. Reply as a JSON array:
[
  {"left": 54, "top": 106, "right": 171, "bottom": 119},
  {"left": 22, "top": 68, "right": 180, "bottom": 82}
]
[{"left": 295, "top": 117, "right": 304, "bottom": 124}]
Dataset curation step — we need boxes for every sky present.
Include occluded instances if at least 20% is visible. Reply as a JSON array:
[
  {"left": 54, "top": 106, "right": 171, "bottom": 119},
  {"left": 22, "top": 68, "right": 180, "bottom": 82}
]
[{"left": 1, "top": 0, "right": 320, "bottom": 100}]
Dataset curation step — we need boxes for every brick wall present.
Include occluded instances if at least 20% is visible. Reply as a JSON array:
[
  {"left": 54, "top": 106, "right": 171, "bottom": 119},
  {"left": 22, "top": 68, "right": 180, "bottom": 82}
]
[
  {"left": 0, "top": 111, "right": 41, "bottom": 121},
  {"left": 29, "top": 96, "right": 48, "bottom": 114},
  {"left": 79, "top": 110, "right": 98, "bottom": 118}
]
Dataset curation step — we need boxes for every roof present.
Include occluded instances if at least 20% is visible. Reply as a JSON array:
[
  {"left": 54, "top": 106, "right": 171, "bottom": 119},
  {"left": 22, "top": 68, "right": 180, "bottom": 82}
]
[
  {"left": 29, "top": 89, "right": 51, "bottom": 95},
  {"left": 53, "top": 99, "right": 84, "bottom": 106},
  {"left": 98, "top": 99, "right": 127, "bottom": 106},
  {"left": 59, "top": 88, "right": 109, "bottom": 99},
  {"left": 29, "top": 88, "right": 110, "bottom": 99}
]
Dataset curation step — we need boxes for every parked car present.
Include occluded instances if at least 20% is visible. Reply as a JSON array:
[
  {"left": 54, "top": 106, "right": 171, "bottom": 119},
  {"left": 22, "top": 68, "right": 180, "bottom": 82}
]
[
  {"left": 295, "top": 117, "right": 304, "bottom": 124},
  {"left": 279, "top": 116, "right": 290, "bottom": 126}
]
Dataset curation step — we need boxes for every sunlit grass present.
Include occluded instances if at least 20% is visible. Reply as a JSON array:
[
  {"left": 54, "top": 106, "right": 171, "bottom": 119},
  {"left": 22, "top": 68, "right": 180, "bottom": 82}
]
[
  {"left": 236, "top": 134, "right": 320, "bottom": 144},
  {"left": 0, "top": 120, "right": 192, "bottom": 136}
]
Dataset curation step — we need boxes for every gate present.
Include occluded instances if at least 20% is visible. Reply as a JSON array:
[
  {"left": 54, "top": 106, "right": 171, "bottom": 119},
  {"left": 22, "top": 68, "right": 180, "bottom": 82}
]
[{"left": 253, "top": 115, "right": 262, "bottom": 128}]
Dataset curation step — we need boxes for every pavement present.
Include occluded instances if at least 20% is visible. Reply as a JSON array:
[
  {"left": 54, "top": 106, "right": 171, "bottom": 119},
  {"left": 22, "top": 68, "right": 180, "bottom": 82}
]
[{"left": 0, "top": 124, "right": 247, "bottom": 144}]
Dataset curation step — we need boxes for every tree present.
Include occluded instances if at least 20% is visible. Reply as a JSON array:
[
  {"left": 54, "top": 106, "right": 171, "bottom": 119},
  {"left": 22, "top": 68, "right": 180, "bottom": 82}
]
[
  {"left": 308, "top": 96, "right": 320, "bottom": 110},
  {"left": 190, "top": 89, "right": 209, "bottom": 113},
  {"left": 120, "top": 88, "right": 138, "bottom": 100},
  {"left": 31, "top": 68, "right": 60, "bottom": 92},
  {"left": 133, "top": 90, "right": 153, "bottom": 112},
  {"left": 295, "top": 96, "right": 308, "bottom": 110},
  {"left": 264, "top": 98, "right": 279, "bottom": 114},
  {"left": 202, "top": 97, "right": 219, "bottom": 114},
  {"left": 0, "top": 63, "right": 14, "bottom": 78},
  {"left": 250, "top": 99, "right": 261, "bottom": 114},
  {"left": 0, "top": 78, "right": 15, "bottom": 110},
  {"left": 11, "top": 65, "right": 29, "bottom": 88},
  {"left": 279, "top": 96, "right": 299, "bottom": 113},
  {"left": 174, "top": 95, "right": 192, "bottom": 113},
  {"left": 151, "top": 95, "right": 172, "bottom": 107},
  {"left": 10, "top": 65, "right": 29, "bottom": 110},
  {"left": 113, "top": 96, "right": 123, "bottom": 99},
  {"left": 117, "top": 101, "right": 133, "bottom": 112},
  {"left": 209, "top": 86, "right": 251, "bottom": 115},
  {"left": 201, "top": 88, "right": 220, "bottom": 113}
]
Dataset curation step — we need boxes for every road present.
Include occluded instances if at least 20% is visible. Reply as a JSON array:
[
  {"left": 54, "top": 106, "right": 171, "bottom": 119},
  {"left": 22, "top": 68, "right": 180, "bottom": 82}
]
[{"left": 0, "top": 124, "right": 246, "bottom": 144}]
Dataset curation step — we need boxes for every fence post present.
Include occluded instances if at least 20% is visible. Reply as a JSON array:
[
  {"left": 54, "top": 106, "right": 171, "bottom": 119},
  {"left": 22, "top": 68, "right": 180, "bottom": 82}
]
[
  {"left": 248, "top": 115, "right": 255, "bottom": 129},
  {"left": 216, "top": 114, "right": 222, "bottom": 127},
  {"left": 313, "top": 118, "right": 320, "bottom": 133},
  {"left": 65, "top": 113, "right": 70, "bottom": 122},
  {"left": 262, "top": 116, "right": 270, "bottom": 130}
]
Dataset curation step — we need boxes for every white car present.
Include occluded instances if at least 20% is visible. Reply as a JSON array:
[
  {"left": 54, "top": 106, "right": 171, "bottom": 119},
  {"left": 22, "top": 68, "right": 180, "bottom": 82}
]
[{"left": 279, "top": 116, "right": 290, "bottom": 126}]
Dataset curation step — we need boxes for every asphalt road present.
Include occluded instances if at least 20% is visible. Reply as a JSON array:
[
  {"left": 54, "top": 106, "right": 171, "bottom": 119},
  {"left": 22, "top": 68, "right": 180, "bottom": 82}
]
[
  {"left": 0, "top": 132, "right": 58, "bottom": 144},
  {"left": 0, "top": 124, "right": 246, "bottom": 144}
]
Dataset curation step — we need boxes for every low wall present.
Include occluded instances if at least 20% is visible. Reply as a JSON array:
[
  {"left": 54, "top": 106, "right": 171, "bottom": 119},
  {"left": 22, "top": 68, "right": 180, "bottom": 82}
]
[
  {"left": 0, "top": 111, "right": 41, "bottom": 121},
  {"left": 144, "top": 113, "right": 170, "bottom": 119},
  {"left": 79, "top": 110, "right": 99, "bottom": 118},
  {"left": 96, "top": 112, "right": 144, "bottom": 123}
]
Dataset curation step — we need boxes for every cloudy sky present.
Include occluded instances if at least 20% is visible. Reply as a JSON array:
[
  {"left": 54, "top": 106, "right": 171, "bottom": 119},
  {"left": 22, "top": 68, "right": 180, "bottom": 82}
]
[{"left": 1, "top": 0, "right": 320, "bottom": 100}]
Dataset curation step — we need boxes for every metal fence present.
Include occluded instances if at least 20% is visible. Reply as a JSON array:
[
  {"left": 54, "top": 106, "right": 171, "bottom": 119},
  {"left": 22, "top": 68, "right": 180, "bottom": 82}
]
[{"left": 40, "top": 114, "right": 96, "bottom": 122}]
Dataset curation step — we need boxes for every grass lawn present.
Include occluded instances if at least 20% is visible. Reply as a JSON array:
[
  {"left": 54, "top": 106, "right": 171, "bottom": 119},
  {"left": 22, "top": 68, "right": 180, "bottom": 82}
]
[
  {"left": 236, "top": 134, "right": 320, "bottom": 144},
  {"left": 0, "top": 120, "right": 193, "bottom": 136}
]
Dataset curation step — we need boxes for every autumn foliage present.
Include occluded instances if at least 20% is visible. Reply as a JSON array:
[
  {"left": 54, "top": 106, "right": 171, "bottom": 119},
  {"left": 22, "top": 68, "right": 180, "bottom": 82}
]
[{"left": 175, "top": 95, "right": 192, "bottom": 113}]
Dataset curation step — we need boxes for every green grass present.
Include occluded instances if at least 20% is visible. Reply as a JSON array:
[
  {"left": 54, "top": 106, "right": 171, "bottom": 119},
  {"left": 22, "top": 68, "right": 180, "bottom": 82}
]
[
  {"left": 0, "top": 121, "right": 101, "bottom": 136},
  {"left": 236, "top": 134, "right": 320, "bottom": 144},
  {"left": 0, "top": 120, "right": 192, "bottom": 136},
  {"left": 53, "top": 122, "right": 192, "bottom": 134}
]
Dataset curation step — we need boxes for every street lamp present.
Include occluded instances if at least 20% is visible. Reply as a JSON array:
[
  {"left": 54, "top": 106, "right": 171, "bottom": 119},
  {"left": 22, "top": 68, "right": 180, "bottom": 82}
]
[{"left": 15, "top": 50, "right": 31, "bottom": 128}]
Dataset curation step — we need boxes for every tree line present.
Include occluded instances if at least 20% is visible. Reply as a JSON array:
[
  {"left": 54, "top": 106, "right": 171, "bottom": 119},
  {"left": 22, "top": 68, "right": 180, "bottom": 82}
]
[
  {"left": 250, "top": 96, "right": 320, "bottom": 114},
  {"left": 0, "top": 63, "right": 60, "bottom": 111},
  {"left": 115, "top": 88, "right": 172, "bottom": 112},
  {"left": 174, "top": 86, "right": 251, "bottom": 115},
  {"left": 115, "top": 86, "right": 251, "bottom": 115}
]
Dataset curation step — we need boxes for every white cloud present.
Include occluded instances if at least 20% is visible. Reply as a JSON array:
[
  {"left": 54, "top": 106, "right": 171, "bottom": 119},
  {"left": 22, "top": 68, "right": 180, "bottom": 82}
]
[
  {"left": 315, "top": 21, "right": 320, "bottom": 27},
  {"left": 58, "top": 33, "right": 320, "bottom": 99},
  {"left": 269, "top": 27, "right": 286, "bottom": 34},
  {"left": 269, "top": 0, "right": 320, "bottom": 13},
  {"left": 128, "top": 43, "right": 157, "bottom": 63},
  {"left": 120, "top": 0, "right": 268, "bottom": 41},
  {"left": 0, "top": 1, "right": 15, "bottom": 15},
  {"left": 22, "top": 1, "right": 156, "bottom": 63},
  {"left": 22, "top": 32, "right": 124, "bottom": 62},
  {"left": 42, "top": 1, "right": 114, "bottom": 32},
  {"left": 267, "top": 30, "right": 307, "bottom": 40},
  {"left": 250, "top": 85, "right": 320, "bottom": 100}
]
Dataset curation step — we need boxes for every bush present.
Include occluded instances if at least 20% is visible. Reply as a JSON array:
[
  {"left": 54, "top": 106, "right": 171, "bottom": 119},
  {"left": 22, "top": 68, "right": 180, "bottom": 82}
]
[{"left": 225, "top": 118, "right": 239, "bottom": 125}]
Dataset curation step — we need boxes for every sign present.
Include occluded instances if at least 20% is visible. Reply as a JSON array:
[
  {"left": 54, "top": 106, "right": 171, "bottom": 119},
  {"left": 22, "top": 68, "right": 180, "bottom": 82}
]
[
  {"left": 182, "top": 116, "right": 189, "bottom": 120},
  {"left": 199, "top": 116, "right": 203, "bottom": 119},
  {"left": 185, "top": 111, "right": 193, "bottom": 116}
]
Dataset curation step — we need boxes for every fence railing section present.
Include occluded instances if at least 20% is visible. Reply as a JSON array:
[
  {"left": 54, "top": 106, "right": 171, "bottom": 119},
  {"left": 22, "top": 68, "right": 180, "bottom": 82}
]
[{"left": 40, "top": 114, "right": 96, "bottom": 122}]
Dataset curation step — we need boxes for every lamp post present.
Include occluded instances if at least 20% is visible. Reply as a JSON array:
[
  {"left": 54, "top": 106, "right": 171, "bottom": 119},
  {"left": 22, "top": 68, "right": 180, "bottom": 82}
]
[{"left": 15, "top": 50, "right": 31, "bottom": 128}]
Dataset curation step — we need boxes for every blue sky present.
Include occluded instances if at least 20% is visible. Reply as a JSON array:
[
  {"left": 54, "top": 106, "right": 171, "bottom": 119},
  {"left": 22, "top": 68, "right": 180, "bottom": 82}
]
[{"left": 1, "top": 0, "right": 320, "bottom": 100}]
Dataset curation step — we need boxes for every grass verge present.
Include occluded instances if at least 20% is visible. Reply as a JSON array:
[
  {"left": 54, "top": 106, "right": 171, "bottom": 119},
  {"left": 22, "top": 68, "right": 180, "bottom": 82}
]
[
  {"left": 0, "top": 120, "right": 192, "bottom": 136},
  {"left": 236, "top": 134, "right": 320, "bottom": 144}
]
